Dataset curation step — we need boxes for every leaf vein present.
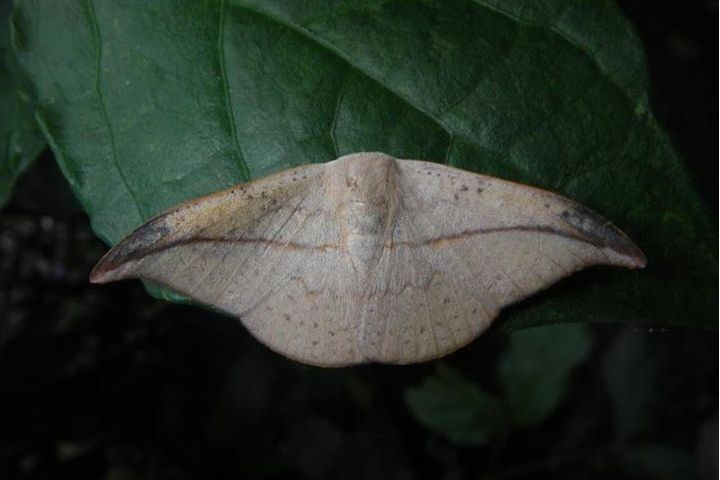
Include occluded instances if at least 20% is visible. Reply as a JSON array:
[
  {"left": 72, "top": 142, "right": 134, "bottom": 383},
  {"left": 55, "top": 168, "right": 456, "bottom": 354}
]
[
  {"left": 85, "top": 0, "right": 145, "bottom": 220},
  {"left": 233, "top": 2, "right": 455, "bottom": 162},
  {"left": 218, "top": 0, "right": 251, "bottom": 181}
]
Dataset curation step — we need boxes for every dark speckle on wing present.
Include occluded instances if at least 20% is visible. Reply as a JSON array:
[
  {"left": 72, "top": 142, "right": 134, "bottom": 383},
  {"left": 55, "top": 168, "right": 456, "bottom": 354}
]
[{"left": 559, "top": 205, "right": 619, "bottom": 245}]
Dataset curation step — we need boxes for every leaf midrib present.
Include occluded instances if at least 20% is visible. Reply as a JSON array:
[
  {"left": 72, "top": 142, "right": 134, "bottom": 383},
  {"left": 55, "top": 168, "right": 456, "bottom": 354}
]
[
  {"left": 86, "top": 0, "right": 145, "bottom": 220},
  {"left": 233, "top": 0, "right": 457, "bottom": 164}
]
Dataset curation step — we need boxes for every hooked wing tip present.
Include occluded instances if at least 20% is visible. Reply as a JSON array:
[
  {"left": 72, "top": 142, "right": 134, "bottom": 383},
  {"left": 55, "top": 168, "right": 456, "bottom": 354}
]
[
  {"left": 89, "top": 262, "right": 108, "bottom": 284},
  {"left": 89, "top": 258, "right": 118, "bottom": 284},
  {"left": 558, "top": 204, "right": 647, "bottom": 269},
  {"left": 627, "top": 242, "right": 647, "bottom": 268},
  {"left": 89, "top": 248, "right": 133, "bottom": 284},
  {"left": 616, "top": 240, "right": 647, "bottom": 269},
  {"left": 90, "top": 216, "right": 172, "bottom": 284}
]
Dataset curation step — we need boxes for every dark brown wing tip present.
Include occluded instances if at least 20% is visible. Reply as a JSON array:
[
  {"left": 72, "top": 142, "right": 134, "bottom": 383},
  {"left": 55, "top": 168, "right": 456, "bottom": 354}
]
[
  {"left": 89, "top": 254, "right": 118, "bottom": 284},
  {"left": 89, "top": 245, "right": 135, "bottom": 284},
  {"left": 89, "top": 216, "right": 172, "bottom": 284},
  {"left": 89, "top": 260, "right": 109, "bottom": 284},
  {"left": 558, "top": 204, "right": 647, "bottom": 269}
]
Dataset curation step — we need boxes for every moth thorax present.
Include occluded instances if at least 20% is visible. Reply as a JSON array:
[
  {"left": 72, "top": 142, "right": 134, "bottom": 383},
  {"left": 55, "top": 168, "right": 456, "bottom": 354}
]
[
  {"left": 338, "top": 201, "right": 388, "bottom": 265},
  {"left": 324, "top": 153, "right": 400, "bottom": 266}
]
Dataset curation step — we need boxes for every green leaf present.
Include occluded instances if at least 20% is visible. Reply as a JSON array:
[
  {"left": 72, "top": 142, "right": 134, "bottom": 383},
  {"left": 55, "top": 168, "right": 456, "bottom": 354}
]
[
  {"left": 602, "top": 326, "right": 656, "bottom": 440},
  {"left": 11, "top": 0, "right": 716, "bottom": 327},
  {"left": 0, "top": 0, "right": 44, "bottom": 207},
  {"left": 499, "top": 323, "right": 592, "bottom": 426},
  {"left": 405, "top": 364, "right": 505, "bottom": 445}
]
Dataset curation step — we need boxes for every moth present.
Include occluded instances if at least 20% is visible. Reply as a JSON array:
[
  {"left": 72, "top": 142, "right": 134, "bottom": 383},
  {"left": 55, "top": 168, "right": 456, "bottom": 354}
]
[{"left": 91, "top": 152, "right": 645, "bottom": 366}]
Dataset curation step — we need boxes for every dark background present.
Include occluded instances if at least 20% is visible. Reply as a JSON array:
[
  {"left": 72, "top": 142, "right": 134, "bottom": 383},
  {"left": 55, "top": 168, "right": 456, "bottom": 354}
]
[{"left": 0, "top": 1, "right": 717, "bottom": 479}]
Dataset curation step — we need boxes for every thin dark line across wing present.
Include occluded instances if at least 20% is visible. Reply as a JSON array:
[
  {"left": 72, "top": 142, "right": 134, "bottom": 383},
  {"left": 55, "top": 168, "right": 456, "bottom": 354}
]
[
  {"left": 134, "top": 225, "right": 592, "bottom": 259},
  {"left": 147, "top": 236, "right": 339, "bottom": 255},
  {"left": 394, "top": 225, "right": 589, "bottom": 248}
]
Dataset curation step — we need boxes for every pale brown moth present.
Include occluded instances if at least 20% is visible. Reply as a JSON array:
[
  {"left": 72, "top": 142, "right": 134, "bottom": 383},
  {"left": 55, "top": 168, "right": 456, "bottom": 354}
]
[{"left": 91, "top": 152, "right": 646, "bottom": 366}]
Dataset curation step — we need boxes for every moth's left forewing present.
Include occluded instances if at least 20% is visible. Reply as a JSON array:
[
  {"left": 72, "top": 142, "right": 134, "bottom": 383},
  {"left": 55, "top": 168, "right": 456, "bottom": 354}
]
[{"left": 92, "top": 162, "right": 370, "bottom": 367}]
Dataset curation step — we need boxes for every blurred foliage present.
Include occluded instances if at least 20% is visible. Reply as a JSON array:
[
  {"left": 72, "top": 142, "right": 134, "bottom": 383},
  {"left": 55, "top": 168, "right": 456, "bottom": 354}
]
[
  {"left": 406, "top": 324, "right": 593, "bottom": 445},
  {"left": 602, "top": 325, "right": 657, "bottom": 440},
  {"left": 499, "top": 323, "right": 592, "bottom": 427},
  {"left": 406, "top": 364, "right": 505, "bottom": 445}
]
